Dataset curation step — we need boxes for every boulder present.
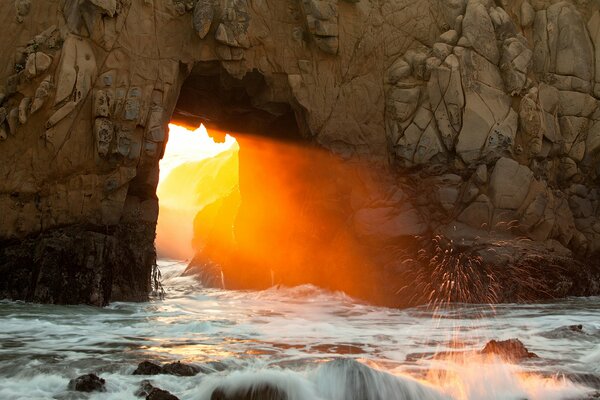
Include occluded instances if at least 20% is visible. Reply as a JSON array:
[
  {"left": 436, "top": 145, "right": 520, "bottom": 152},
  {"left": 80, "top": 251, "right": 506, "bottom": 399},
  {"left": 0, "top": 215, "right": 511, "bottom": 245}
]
[
  {"left": 136, "top": 380, "right": 180, "bottom": 400},
  {"left": 148, "top": 387, "right": 180, "bottom": 400},
  {"left": 161, "top": 361, "right": 201, "bottom": 377},
  {"left": 462, "top": 0, "right": 499, "bottom": 64},
  {"left": 489, "top": 157, "right": 533, "bottom": 210},
  {"left": 68, "top": 373, "right": 106, "bottom": 392},
  {"left": 480, "top": 339, "right": 538, "bottom": 361},
  {"left": 133, "top": 361, "right": 162, "bottom": 375}
]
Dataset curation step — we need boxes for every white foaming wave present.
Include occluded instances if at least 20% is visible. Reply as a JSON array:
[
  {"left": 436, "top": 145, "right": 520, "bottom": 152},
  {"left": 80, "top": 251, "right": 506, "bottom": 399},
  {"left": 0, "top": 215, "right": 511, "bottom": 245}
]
[
  {"left": 184, "top": 360, "right": 450, "bottom": 400},
  {"left": 583, "top": 345, "right": 600, "bottom": 372}
]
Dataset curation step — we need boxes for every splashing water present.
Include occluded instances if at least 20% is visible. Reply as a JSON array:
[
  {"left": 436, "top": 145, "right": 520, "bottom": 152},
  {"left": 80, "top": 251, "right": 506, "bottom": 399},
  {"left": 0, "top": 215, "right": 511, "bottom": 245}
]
[{"left": 0, "top": 260, "right": 598, "bottom": 399}]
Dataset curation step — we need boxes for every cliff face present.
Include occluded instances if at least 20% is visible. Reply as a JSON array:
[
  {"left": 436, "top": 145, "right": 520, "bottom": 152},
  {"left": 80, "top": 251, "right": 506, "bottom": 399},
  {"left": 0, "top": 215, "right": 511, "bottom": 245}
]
[{"left": 1, "top": 0, "right": 600, "bottom": 305}]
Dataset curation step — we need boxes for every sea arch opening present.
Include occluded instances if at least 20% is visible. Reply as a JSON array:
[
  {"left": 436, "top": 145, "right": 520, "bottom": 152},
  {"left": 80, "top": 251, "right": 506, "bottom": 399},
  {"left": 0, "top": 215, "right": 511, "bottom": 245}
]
[
  {"left": 156, "top": 62, "right": 398, "bottom": 304},
  {"left": 156, "top": 123, "right": 239, "bottom": 261}
]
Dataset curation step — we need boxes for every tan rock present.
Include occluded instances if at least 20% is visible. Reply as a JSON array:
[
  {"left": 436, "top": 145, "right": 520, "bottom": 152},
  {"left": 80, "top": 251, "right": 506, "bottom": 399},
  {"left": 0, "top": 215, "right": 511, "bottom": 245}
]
[
  {"left": 24, "top": 52, "right": 52, "bottom": 79},
  {"left": 462, "top": 0, "right": 499, "bottom": 64},
  {"left": 489, "top": 157, "right": 533, "bottom": 210},
  {"left": 520, "top": 1, "right": 535, "bottom": 28},
  {"left": 193, "top": 0, "right": 214, "bottom": 39},
  {"left": 18, "top": 97, "right": 31, "bottom": 125},
  {"left": 457, "top": 194, "right": 493, "bottom": 229},
  {"left": 353, "top": 206, "right": 427, "bottom": 239}
]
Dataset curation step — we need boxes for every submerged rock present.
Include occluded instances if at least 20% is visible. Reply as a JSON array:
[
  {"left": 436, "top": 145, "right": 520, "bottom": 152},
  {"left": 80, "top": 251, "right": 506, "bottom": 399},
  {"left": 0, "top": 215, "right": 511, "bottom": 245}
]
[
  {"left": 68, "top": 373, "right": 106, "bottom": 392},
  {"left": 480, "top": 339, "right": 538, "bottom": 361}
]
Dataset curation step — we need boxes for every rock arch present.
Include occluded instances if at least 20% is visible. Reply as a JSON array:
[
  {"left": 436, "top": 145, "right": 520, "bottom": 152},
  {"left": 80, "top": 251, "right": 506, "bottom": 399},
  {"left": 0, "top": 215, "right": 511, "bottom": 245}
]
[{"left": 1, "top": 0, "right": 600, "bottom": 305}]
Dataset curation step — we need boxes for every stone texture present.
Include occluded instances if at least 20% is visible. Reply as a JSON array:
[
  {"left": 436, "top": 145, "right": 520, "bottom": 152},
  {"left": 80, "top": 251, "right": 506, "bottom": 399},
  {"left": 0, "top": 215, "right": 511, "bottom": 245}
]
[
  {"left": 489, "top": 157, "right": 533, "bottom": 210},
  {"left": 0, "top": 0, "right": 599, "bottom": 307}
]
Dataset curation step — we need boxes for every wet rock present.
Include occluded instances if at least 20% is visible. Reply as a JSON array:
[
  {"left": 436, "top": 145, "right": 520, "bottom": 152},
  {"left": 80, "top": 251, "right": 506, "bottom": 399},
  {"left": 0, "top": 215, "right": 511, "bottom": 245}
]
[
  {"left": 147, "top": 387, "right": 180, "bottom": 400},
  {"left": 480, "top": 339, "right": 538, "bottom": 361},
  {"left": 136, "top": 380, "right": 155, "bottom": 397},
  {"left": 211, "top": 384, "right": 288, "bottom": 400},
  {"left": 161, "top": 361, "right": 201, "bottom": 376},
  {"left": 569, "top": 324, "right": 584, "bottom": 332},
  {"left": 136, "top": 380, "right": 180, "bottom": 400},
  {"left": 133, "top": 361, "right": 162, "bottom": 375},
  {"left": 68, "top": 373, "right": 106, "bottom": 392}
]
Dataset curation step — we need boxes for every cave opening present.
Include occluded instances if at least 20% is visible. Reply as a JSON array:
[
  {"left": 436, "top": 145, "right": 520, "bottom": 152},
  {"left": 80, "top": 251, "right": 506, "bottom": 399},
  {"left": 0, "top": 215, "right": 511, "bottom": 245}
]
[
  {"left": 155, "top": 123, "right": 239, "bottom": 261},
  {"left": 156, "top": 63, "right": 311, "bottom": 282},
  {"left": 156, "top": 63, "right": 393, "bottom": 303}
]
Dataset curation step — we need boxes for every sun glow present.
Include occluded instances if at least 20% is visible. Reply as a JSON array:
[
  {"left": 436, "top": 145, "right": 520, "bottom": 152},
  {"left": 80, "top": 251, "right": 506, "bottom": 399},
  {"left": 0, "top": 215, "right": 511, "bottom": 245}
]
[
  {"left": 156, "top": 124, "right": 239, "bottom": 261},
  {"left": 159, "top": 124, "right": 237, "bottom": 185}
]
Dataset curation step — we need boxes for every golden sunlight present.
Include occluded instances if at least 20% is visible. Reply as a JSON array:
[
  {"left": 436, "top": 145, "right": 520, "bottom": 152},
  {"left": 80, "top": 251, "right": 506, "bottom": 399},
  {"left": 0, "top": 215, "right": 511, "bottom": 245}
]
[{"left": 156, "top": 123, "right": 239, "bottom": 260}]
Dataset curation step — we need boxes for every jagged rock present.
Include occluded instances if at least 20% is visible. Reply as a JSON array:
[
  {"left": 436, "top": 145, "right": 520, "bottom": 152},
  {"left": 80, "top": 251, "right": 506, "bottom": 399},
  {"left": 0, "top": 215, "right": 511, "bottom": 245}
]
[
  {"left": 7, "top": 107, "right": 19, "bottom": 134},
  {"left": 89, "top": 0, "right": 117, "bottom": 17},
  {"left": 24, "top": 52, "right": 52, "bottom": 78},
  {"left": 520, "top": 1, "right": 535, "bottom": 27},
  {"left": 94, "top": 89, "right": 111, "bottom": 118},
  {"left": 432, "top": 43, "right": 452, "bottom": 61},
  {"left": 519, "top": 88, "right": 544, "bottom": 156},
  {"left": 455, "top": 48, "right": 514, "bottom": 163},
  {"left": 533, "top": 3, "right": 594, "bottom": 88},
  {"left": 31, "top": 76, "right": 53, "bottom": 114},
  {"left": 458, "top": 194, "right": 492, "bottom": 229},
  {"left": 500, "top": 36, "right": 532, "bottom": 94},
  {"left": 68, "top": 373, "right": 106, "bottom": 392},
  {"left": 480, "top": 339, "right": 538, "bottom": 361},
  {"left": 489, "top": 157, "right": 533, "bottom": 210},
  {"left": 439, "top": 30, "right": 458, "bottom": 45},
  {"left": 428, "top": 54, "right": 463, "bottom": 151},
  {"left": 135, "top": 380, "right": 180, "bottom": 399},
  {"left": 558, "top": 91, "right": 597, "bottom": 118},
  {"left": 193, "top": 0, "right": 214, "bottom": 39},
  {"left": 489, "top": 6, "right": 516, "bottom": 40},
  {"left": 474, "top": 164, "right": 488, "bottom": 185},
  {"left": 95, "top": 118, "right": 114, "bottom": 157},
  {"left": 462, "top": 0, "right": 499, "bottom": 64},
  {"left": 386, "top": 58, "right": 411, "bottom": 84},
  {"left": 18, "top": 97, "right": 30, "bottom": 125},
  {"left": 148, "top": 388, "right": 180, "bottom": 400},
  {"left": 133, "top": 361, "right": 163, "bottom": 375},
  {"left": 161, "top": 361, "right": 201, "bottom": 376}
]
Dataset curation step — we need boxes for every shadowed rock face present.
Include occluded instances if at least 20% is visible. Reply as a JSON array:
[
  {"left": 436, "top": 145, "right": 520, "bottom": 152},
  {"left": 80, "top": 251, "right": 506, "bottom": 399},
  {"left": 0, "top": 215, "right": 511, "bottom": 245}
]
[{"left": 1, "top": 0, "right": 600, "bottom": 305}]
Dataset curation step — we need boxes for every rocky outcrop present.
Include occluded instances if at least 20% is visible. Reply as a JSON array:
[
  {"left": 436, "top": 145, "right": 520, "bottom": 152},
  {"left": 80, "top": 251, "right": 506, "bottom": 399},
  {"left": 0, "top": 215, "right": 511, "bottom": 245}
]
[
  {"left": 1, "top": 0, "right": 600, "bottom": 306},
  {"left": 68, "top": 373, "right": 106, "bottom": 393}
]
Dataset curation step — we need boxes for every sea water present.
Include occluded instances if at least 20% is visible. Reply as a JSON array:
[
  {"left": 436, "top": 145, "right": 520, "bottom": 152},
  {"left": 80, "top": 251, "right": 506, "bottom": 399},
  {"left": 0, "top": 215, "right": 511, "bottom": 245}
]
[{"left": 0, "top": 260, "right": 598, "bottom": 400}]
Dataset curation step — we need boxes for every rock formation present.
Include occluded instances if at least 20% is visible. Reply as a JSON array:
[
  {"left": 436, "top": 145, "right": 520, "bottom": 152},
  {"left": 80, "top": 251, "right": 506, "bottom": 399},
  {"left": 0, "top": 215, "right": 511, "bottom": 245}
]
[{"left": 1, "top": 0, "right": 600, "bottom": 306}]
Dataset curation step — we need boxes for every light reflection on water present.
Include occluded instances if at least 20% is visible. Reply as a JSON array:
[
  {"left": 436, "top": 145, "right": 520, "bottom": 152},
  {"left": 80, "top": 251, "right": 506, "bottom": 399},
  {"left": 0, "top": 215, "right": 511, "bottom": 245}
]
[{"left": 0, "top": 260, "right": 598, "bottom": 399}]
